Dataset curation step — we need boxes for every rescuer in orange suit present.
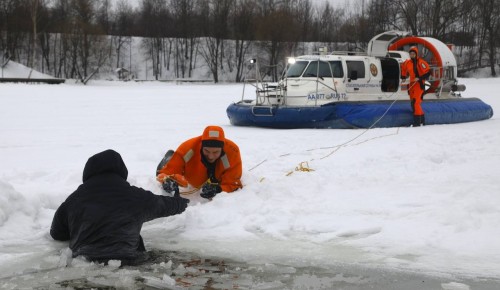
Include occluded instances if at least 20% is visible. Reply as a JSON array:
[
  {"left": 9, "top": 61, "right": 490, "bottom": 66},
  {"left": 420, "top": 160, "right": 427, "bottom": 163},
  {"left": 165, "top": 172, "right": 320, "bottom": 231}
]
[
  {"left": 401, "top": 46, "right": 431, "bottom": 126},
  {"left": 156, "top": 126, "right": 242, "bottom": 199}
]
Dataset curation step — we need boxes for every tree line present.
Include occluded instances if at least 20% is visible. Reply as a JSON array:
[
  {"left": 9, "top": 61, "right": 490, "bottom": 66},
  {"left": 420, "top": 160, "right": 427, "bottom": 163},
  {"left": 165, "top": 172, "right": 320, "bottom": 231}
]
[{"left": 1, "top": 0, "right": 499, "bottom": 83}]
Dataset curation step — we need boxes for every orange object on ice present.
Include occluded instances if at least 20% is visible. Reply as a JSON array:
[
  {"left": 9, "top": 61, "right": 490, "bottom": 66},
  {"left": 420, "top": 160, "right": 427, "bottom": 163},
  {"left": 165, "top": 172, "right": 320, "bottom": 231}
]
[{"left": 157, "top": 126, "right": 242, "bottom": 192}]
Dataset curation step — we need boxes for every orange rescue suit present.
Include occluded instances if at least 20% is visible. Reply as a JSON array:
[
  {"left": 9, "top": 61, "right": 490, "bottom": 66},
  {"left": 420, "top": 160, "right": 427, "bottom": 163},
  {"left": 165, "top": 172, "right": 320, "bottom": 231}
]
[
  {"left": 401, "top": 47, "right": 430, "bottom": 116},
  {"left": 158, "top": 129, "right": 243, "bottom": 193}
]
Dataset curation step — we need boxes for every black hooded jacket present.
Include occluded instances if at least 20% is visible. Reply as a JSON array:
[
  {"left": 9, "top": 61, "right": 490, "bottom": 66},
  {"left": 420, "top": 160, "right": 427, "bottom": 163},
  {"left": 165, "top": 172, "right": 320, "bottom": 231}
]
[{"left": 50, "top": 149, "right": 188, "bottom": 261}]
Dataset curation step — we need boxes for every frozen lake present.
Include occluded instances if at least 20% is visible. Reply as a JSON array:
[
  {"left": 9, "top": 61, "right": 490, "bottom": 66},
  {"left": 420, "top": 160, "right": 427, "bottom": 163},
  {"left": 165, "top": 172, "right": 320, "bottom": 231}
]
[{"left": 1, "top": 79, "right": 500, "bottom": 289}]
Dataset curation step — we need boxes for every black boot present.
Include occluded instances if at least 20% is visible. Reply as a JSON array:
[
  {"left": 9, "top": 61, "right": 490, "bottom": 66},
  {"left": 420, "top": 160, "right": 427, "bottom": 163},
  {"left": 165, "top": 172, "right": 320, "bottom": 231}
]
[
  {"left": 156, "top": 150, "right": 174, "bottom": 175},
  {"left": 412, "top": 115, "right": 420, "bottom": 127},
  {"left": 420, "top": 115, "right": 425, "bottom": 126}
]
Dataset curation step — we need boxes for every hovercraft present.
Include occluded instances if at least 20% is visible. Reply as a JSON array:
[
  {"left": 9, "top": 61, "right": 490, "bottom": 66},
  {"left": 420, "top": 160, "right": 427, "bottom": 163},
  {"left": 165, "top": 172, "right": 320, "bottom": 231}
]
[{"left": 226, "top": 31, "right": 493, "bottom": 129}]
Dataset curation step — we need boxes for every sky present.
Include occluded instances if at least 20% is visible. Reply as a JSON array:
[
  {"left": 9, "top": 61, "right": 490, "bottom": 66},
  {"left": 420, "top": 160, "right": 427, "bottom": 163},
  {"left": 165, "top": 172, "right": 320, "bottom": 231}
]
[{"left": 1, "top": 61, "right": 500, "bottom": 288}]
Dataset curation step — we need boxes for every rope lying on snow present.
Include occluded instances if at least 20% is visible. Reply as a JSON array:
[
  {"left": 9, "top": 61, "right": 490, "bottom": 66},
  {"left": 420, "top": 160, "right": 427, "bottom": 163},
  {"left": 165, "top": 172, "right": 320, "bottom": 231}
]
[
  {"left": 286, "top": 161, "right": 315, "bottom": 176},
  {"left": 248, "top": 83, "right": 418, "bottom": 174}
]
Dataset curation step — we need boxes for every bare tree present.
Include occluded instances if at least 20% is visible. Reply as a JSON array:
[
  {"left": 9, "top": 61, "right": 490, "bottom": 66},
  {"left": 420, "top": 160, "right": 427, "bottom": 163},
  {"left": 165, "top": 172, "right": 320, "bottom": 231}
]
[
  {"left": 394, "top": 0, "right": 421, "bottom": 35},
  {"left": 139, "top": 0, "right": 170, "bottom": 80},
  {"left": 314, "top": 2, "right": 345, "bottom": 47},
  {"left": 71, "top": 0, "right": 97, "bottom": 79},
  {"left": 199, "top": 0, "right": 233, "bottom": 83},
  {"left": 296, "top": 0, "right": 313, "bottom": 43},
  {"left": 51, "top": 0, "right": 71, "bottom": 78},
  {"left": 171, "top": 0, "right": 198, "bottom": 78},
  {"left": 29, "top": 0, "right": 39, "bottom": 71},
  {"left": 112, "top": 0, "right": 133, "bottom": 70},
  {"left": 96, "top": 0, "right": 111, "bottom": 35},
  {"left": 231, "top": 0, "right": 255, "bottom": 82},
  {"left": 80, "top": 34, "right": 111, "bottom": 84},
  {"left": 419, "top": 0, "right": 460, "bottom": 38},
  {"left": 367, "top": 0, "right": 400, "bottom": 33},
  {"left": 34, "top": 1, "right": 52, "bottom": 74},
  {"left": 450, "top": 0, "right": 479, "bottom": 73},
  {"left": 255, "top": 2, "right": 298, "bottom": 81},
  {"left": 48, "top": 0, "right": 112, "bottom": 82},
  {"left": 2, "top": 0, "right": 499, "bottom": 81},
  {"left": 477, "top": 0, "right": 500, "bottom": 76},
  {"left": 0, "top": 0, "right": 27, "bottom": 61}
]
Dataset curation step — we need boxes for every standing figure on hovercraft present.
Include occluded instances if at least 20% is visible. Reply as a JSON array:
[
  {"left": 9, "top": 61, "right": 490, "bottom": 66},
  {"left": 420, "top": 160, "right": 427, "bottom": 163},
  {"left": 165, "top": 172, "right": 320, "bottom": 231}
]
[{"left": 401, "top": 46, "right": 431, "bottom": 126}]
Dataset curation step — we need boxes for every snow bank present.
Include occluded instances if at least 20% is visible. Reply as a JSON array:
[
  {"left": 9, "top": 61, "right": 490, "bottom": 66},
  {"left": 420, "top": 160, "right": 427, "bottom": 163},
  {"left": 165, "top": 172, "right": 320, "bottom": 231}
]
[{"left": 1, "top": 60, "right": 55, "bottom": 79}]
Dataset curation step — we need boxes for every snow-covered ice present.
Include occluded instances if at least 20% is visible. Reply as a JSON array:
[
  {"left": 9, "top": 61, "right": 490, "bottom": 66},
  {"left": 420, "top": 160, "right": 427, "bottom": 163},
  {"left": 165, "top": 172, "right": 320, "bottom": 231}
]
[{"left": 1, "top": 76, "right": 500, "bottom": 289}]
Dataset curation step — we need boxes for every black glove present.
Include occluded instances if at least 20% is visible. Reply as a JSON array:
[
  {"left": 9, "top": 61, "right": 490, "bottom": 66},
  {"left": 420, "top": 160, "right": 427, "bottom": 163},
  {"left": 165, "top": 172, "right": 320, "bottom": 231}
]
[
  {"left": 162, "top": 178, "right": 179, "bottom": 197},
  {"left": 200, "top": 183, "right": 222, "bottom": 199},
  {"left": 176, "top": 196, "right": 190, "bottom": 212}
]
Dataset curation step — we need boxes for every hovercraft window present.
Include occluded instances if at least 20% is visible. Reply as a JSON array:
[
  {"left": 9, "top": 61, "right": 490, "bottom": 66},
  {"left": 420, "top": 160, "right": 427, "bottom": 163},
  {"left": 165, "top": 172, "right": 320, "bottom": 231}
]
[
  {"left": 329, "top": 61, "right": 344, "bottom": 78},
  {"left": 346, "top": 61, "right": 365, "bottom": 79},
  {"left": 303, "top": 61, "right": 332, "bottom": 78},
  {"left": 286, "top": 61, "right": 309, "bottom": 77}
]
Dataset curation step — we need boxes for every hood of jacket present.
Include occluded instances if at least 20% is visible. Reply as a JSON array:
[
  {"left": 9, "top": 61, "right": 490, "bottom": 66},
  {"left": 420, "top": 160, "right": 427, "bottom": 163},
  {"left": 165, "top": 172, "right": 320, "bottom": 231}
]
[
  {"left": 82, "top": 149, "right": 128, "bottom": 182},
  {"left": 201, "top": 125, "right": 225, "bottom": 148},
  {"left": 409, "top": 46, "right": 419, "bottom": 57}
]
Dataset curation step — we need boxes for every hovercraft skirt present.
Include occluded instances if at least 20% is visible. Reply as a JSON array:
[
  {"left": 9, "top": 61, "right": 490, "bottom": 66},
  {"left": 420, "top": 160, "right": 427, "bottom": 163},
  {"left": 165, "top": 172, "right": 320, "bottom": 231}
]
[{"left": 226, "top": 98, "right": 493, "bottom": 129}]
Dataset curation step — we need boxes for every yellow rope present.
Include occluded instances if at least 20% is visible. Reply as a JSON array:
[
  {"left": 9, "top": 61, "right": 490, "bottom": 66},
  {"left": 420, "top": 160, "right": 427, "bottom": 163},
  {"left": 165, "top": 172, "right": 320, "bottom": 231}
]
[
  {"left": 296, "top": 161, "right": 314, "bottom": 172},
  {"left": 286, "top": 161, "right": 315, "bottom": 176},
  {"left": 179, "top": 179, "right": 219, "bottom": 196},
  {"left": 179, "top": 188, "right": 200, "bottom": 195}
]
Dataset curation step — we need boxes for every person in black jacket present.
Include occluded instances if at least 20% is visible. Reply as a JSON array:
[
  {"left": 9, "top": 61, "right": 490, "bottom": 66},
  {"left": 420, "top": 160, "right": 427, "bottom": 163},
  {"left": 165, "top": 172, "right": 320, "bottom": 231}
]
[{"left": 50, "top": 149, "right": 189, "bottom": 265}]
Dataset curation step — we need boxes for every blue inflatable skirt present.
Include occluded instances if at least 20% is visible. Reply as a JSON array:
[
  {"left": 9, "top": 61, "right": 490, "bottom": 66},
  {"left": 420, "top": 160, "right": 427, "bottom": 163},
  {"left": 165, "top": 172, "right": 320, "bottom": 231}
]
[{"left": 226, "top": 98, "right": 493, "bottom": 129}]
